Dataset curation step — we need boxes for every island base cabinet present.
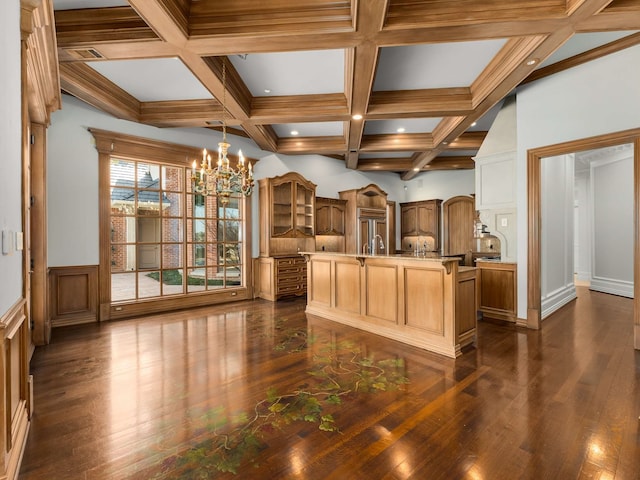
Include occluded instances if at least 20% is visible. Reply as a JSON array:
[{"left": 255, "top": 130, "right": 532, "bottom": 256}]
[
  {"left": 476, "top": 261, "right": 517, "bottom": 322},
  {"left": 305, "top": 254, "right": 477, "bottom": 358}
]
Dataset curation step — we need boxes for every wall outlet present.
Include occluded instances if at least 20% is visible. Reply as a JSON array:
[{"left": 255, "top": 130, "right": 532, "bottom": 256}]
[{"left": 500, "top": 217, "right": 508, "bottom": 227}]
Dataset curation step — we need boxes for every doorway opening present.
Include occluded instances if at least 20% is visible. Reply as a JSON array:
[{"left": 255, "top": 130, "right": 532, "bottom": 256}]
[{"left": 527, "top": 128, "right": 640, "bottom": 349}]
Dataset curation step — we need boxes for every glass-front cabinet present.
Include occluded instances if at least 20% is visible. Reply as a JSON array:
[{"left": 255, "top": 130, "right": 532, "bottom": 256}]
[
  {"left": 270, "top": 174, "right": 314, "bottom": 238},
  {"left": 259, "top": 172, "right": 316, "bottom": 257}
]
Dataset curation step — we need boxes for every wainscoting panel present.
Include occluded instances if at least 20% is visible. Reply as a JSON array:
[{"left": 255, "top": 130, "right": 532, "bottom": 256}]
[
  {"left": 0, "top": 298, "right": 30, "bottom": 480},
  {"left": 49, "top": 266, "right": 98, "bottom": 326}
]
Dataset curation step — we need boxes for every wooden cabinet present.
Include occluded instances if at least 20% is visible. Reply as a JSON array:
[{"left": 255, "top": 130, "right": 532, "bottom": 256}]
[
  {"left": 339, "top": 184, "right": 390, "bottom": 254},
  {"left": 256, "top": 255, "right": 307, "bottom": 301},
  {"left": 315, "top": 197, "right": 346, "bottom": 235},
  {"left": 315, "top": 197, "right": 347, "bottom": 253},
  {"left": 386, "top": 200, "right": 396, "bottom": 254},
  {"left": 400, "top": 199, "right": 442, "bottom": 252},
  {"left": 443, "top": 195, "right": 475, "bottom": 265},
  {"left": 258, "top": 173, "right": 315, "bottom": 300},
  {"left": 259, "top": 172, "right": 316, "bottom": 257},
  {"left": 476, "top": 260, "right": 517, "bottom": 322}
]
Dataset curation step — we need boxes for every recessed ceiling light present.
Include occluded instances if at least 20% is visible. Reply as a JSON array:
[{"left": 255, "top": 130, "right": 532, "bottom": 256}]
[
  {"left": 413, "top": 167, "right": 420, "bottom": 172},
  {"left": 443, "top": 141, "right": 449, "bottom": 145},
  {"left": 471, "top": 121, "right": 477, "bottom": 127},
  {"left": 352, "top": 114, "right": 363, "bottom": 120},
  {"left": 291, "top": 130, "right": 299, "bottom": 136},
  {"left": 526, "top": 58, "right": 538, "bottom": 66},
  {"left": 264, "top": 89, "right": 271, "bottom": 94},
  {"left": 397, "top": 127, "right": 405, "bottom": 133}
]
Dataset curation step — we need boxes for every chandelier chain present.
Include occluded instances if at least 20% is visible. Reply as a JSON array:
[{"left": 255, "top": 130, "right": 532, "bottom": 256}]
[
  {"left": 221, "top": 58, "right": 227, "bottom": 141},
  {"left": 190, "top": 56, "right": 254, "bottom": 204}
]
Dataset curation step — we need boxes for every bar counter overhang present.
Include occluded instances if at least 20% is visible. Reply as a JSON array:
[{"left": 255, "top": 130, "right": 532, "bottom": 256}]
[{"left": 301, "top": 252, "right": 478, "bottom": 358}]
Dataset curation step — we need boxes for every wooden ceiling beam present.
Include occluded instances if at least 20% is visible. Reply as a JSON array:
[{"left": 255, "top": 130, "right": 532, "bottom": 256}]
[
  {"left": 242, "top": 123, "right": 279, "bottom": 153},
  {"left": 357, "top": 158, "right": 413, "bottom": 171},
  {"left": 384, "top": 0, "right": 566, "bottom": 29},
  {"left": 188, "top": 0, "right": 353, "bottom": 37},
  {"left": 523, "top": 31, "right": 640, "bottom": 85},
  {"left": 367, "top": 88, "right": 473, "bottom": 118},
  {"left": 345, "top": 0, "right": 389, "bottom": 169},
  {"left": 250, "top": 94, "right": 349, "bottom": 123},
  {"left": 127, "top": 0, "right": 188, "bottom": 46},
  {"left": 360, "top": 133, "right": 435, "bottom": 152},
  {"left": 576, "top": 10, "right": 640, "bottom": 30},
  {"left": 278, "top": 136, "right": 347, "bottom": 154},
  {"left": 139, "top": 99, "right": 223, "bottom": 127},
  {"left": 403, "top": 32, "right": 559, "bottom": 179},
  {"left": 424, "top": 156, "right": 476, "bottom": 170},
  {"left": 447, "top": 132, "right": 487, "bottom": 149},
  {"left": 54, "top": 7, "right": 157, "bottom": 47},
  {"left": 357, "top": 155, "right": 475, "bottom": 172},
  {"left": 198, "top": 55, "right": 252, "bottom": 121}
]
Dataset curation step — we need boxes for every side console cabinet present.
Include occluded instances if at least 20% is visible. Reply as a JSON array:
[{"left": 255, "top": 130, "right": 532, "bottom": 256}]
[
  {"left": 476, "top": 260, "right": 517, "bottom": 323},
  {"left": 256, "top": 255, "right": 307, "bottom": 301}
]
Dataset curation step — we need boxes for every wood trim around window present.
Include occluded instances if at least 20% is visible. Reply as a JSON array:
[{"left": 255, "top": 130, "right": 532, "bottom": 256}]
[
  {"left": 527, "top": 127, "right": 640, "bottom": 350},
  {"left": 89, "top": 128, "right": 255, "bottom": 321}
]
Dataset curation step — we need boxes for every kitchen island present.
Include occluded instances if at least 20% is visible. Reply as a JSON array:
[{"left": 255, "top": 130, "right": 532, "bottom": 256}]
[{"left": 301, "top": 252, "right": 477, "bottom": 358}]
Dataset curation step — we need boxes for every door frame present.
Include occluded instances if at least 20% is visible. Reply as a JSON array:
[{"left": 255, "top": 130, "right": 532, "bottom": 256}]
[{"left": 527, "top": 127, "right": 640, "bottom": 349}]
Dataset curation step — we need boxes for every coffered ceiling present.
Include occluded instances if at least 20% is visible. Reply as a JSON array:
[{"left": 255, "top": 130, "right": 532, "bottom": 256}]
[{"left": 52, "top": 0, "right": 640, "bottom": 179}]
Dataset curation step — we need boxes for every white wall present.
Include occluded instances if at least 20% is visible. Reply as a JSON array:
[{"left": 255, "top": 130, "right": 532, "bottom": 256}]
[
  {"left": 574, "top": 170, "right": 591, "bottom": 283},
  {"left": 516, "top": 44, "right": 640, "bottom": 321},
  {"left": 541, "top": 154, "right": 576, "bottom": 317},
  {"left": 590, "top": 154, "right": 633, "bottom": 297},
  {"left": 49, "top": 95, "right": 476, "bottom": 264},
  {"left": 48, "top": 95, "right": 273, "bottom": 266},
  {"left": 0, "top": 0, "right": 23, "bottom": 315},
  {"left": 401, "top": 169, "right": 475, "bottom": 203}
]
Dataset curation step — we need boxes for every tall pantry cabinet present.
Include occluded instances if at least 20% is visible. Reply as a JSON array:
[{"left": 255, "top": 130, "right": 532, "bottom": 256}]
[{"left": 256, "top": 172, "right": 316, "bottom": 300}]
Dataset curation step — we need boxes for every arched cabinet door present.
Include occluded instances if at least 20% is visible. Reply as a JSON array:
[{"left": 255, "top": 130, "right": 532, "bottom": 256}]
[{"left": 442, "top": 195, "right": 475, "bottom": 264}]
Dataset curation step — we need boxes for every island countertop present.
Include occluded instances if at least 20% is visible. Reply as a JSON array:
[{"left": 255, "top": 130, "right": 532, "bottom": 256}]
[{"left": 301, "top": 251, "right": 478, "bottom": 358}]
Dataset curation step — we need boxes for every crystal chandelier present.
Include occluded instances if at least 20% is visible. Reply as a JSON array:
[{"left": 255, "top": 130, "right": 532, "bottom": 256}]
[{"left": 191, "top": 58, "right": 254, "bottom": 204}]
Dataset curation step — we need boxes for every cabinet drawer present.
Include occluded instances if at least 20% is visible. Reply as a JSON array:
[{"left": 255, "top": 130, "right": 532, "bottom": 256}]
[
  {"left": 277, "top": 283, "right": 305, "bottom": 295},
  {"left": 276, "top": 256, "right": 305, "bottom": 266},
  {"left": 278, "top": 265, "right": 305, "bottom": 276},
  {"left": 278, "top": 273, "right": 305, "bottom": 285}
]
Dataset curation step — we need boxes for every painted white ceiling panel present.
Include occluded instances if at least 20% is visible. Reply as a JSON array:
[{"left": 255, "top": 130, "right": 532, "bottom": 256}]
[
  {"left": 374, "top": 39, "right": 508, "bottom": 91},
  {"left": 228, "top": 50, "right": 344, "bottom": 96},
  {"left": 364, "top": 118, "right": 443, "bottom": 135},
  {"left": 53, "top": 0, "right": 128, "bottom": 9},
  {"left": 272, "top": 122, "right": 343, "bottom": 137},
  {"left": 540, "top": 31, "right": 639, "bottom": 68},
  {"left": 88, "top": 58, "right": 214, "bottom": 102}
]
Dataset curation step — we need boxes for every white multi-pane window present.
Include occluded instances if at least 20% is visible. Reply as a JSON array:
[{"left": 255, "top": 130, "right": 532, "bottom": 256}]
[{"left": 109, "top": 158, "right": 244, "bottom": 302}]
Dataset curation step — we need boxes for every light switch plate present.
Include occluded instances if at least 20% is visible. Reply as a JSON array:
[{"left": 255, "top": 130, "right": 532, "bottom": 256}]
[
  {"left": 15, "top": 232, "right": 23, "bottom": 251},
  {"left": 500, "top": 217, "right": 508, "bottom": 227}
]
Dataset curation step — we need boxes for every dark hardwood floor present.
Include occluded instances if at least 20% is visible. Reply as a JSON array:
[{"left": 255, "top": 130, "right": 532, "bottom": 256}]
[{"left": 19, "top": 287, "right": 640, "bottom": 479}]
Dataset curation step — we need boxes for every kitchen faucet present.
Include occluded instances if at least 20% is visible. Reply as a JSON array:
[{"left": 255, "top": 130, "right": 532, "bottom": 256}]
[{"left": 372, "top": 234, "right": 385, "bottom": 255}]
